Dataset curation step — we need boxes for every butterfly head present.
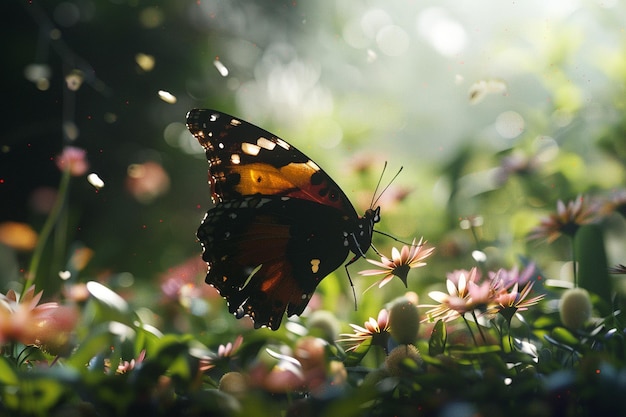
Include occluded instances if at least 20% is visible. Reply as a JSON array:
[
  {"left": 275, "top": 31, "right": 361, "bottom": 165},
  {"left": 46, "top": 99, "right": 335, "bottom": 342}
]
[
  {"left": 365, "top": 206, "right": 381, "bottom": 224},
  {"left": 345, "top": 206, "right": 380, "bottom": 258}
]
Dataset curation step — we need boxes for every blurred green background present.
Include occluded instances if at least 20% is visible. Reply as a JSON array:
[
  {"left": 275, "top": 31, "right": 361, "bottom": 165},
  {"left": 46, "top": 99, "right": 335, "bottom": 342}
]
[{"left": 1, "top": 0, "right": 626, "bottom": 324}]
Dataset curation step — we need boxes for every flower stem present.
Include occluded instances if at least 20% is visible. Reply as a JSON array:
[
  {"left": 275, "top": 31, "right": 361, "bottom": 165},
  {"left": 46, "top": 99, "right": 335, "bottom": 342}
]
[
  {"left": 24, "top": 167, "right": 71, "bottom": 297},
  {"left": 471, "top": 311, "right": 487, "bottom": 344},
  {"left": 571, "top": 239, "right": 578, "bottom": 287},
  {"left": 462, "top": 315, "right": 478, "bottom": 346}
]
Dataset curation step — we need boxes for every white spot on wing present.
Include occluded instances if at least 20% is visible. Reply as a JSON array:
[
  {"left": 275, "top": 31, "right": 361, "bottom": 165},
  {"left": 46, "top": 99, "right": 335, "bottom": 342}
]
[
  {"left": 306, "top": 160, "right": 320, "bottom": 171},
  {"left": 241, "top": 142, "right": 261, "bottom": 156},
  {"left": 230, "top": 118, "right": 242, "bottom": 127},
  {"left": 231, "top": 154, "right": 241, "bottom": 164},
  {"left": 257, "top": 137, "right": 276, "bottom": 150},
  {"left": 275, "top": 138, "right": 290, "bottom": 150}
]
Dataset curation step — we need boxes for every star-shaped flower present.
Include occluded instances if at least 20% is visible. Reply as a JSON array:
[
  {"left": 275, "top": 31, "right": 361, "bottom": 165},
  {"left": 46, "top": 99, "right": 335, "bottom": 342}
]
[
  {"left": 337, "top": 309, "right": 390, "bottom": 354},
  {"left": 528, "top": 195, "right": 597, "bottom": 243},
  {"left": 359, "top": 238, "right": 434, "bottom": 289}
]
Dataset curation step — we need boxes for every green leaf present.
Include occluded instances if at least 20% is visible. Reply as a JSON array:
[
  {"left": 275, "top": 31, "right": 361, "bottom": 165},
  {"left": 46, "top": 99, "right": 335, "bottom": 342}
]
[
  {"left": 4, "top": 375, "right": 69, "bottom": 416},
  {"left": 428, "top": 320, "right": 447, "bottom": 356},
  {"left": 575, "top": 224, "right": 612, "bottom": 315},
  {"left": 343, "top": 336, "right": 372, "bottom": 367},
  {"left": 0, "top": 357, "right": 18, "bottom": 385},
  {"left": 65, "top": 324, "right": 115, "bottom": 370},
  {"left": 448, "top": 344, "right": 502, "bottom": 355},
  {"left": 550, "top": 326, "right": 580, "bottom": 347}
]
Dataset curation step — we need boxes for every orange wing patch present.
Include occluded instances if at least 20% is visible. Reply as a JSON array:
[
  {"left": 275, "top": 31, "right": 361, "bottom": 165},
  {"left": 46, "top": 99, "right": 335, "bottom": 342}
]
[{"left": 229, "top": 162, "right": 345, "bottom": 209}]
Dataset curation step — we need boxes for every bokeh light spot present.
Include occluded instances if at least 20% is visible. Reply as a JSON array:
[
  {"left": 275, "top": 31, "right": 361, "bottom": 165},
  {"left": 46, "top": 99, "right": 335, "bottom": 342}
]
[
  {"left": 495, "top": 111, "right": 524, "bottom": 139},
  {"left": 376, "top": 25, "right": 410, "bottom": 57}
]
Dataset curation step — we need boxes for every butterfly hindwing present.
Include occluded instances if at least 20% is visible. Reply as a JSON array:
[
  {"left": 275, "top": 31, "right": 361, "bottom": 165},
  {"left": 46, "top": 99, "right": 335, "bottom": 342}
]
[
  {"left": 198, "top": 196, "right": 351, "bottom": 329},
  {"left": 187, "top": 109, "right": 379, "bottom": 330}
]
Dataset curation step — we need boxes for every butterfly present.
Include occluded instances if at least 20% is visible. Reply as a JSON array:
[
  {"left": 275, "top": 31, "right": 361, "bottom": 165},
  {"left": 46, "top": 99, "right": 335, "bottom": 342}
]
[{"left": 186, "top": 109, "right": 380, "bottom": 330}]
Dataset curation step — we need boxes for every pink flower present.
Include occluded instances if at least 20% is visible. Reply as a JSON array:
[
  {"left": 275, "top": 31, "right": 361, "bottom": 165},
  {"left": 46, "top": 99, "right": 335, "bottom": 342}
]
[
  {"left": 488, "top": 263, "right": 536, "bottom": 290},
  {"left": 487, "top": 282, "right": 545, "bottom": 321},
  {"left": 359, "top": 238, "right": 434, "bottom": 289},
  {"left": 199, "top": 335, "right": 244, "bottom": 372},
  {"left": 337, "top": 309, "right": 390, "bottom": 353},
  {"left": 421, "top": 268, "right": 481, "bottom": 322},
  {"left": 528, "top": 195, "right": 598, "bottom": 243},
  {"left": 105, "top": 350, "right": 146, "bottom": 375},
  {"left": 55, "top": 146, "right": 89, "bottom": 176},
  {"left": 0, "top": 286, "right": 78, "bottom": 352}
]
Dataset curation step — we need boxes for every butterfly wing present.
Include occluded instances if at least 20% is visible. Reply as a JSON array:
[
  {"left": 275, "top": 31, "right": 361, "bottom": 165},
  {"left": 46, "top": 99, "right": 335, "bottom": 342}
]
[
  {"left": 186, "top": 109, "right": 358, "bottom": 213},
  {"left": 198, "top": 196, "right": 351, "bottom": 330},
  {"left": 187, "top": 109, "right": 368, "bottom": 329}
]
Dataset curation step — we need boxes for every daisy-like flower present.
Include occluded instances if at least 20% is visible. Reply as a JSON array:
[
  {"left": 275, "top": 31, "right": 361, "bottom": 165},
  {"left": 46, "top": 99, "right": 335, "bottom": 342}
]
[
  {"left": 199, "top": 335, "right": 244, "bottom": 372},
  {"left": 598, "top": 189, "right": 626, "bottom": 218},
  {"left": 105, "top": 349, "right": 146, "bottom": 375},
  {"left": 528, "top": 195, "right": 597, "bottom": 243},
  {"left": 486, "top": 281, "right": 545, "bottom": 323},
  {"left": 421, "top": 268, "right": 482, "bottom": 322},
  {"left": 359, "top": 238, "right": 434, "bottom": 289},
  {"left": 0, "top": 286, "right": 78, "bottom": 352},
  {"left": 337, "top": 309, "right": 390, "bottom": 353}
]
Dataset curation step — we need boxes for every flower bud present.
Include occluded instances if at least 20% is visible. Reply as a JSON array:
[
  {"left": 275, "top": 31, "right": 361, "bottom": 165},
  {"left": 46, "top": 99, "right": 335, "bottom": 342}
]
[
  {"left": 307, "top": 310, "right": 340, "bottom": 342},
  {"left": 559, "top": 288, "right": 592, "bottom": 329},
  {"left": 385, "top": 344, "right": 423, "bottom": 378},
  {"left": 218, "top": 372, "right": 248, "bottom": 400},
  {"left": 388, "top": 295, "right": 420, "bottom": 344}
]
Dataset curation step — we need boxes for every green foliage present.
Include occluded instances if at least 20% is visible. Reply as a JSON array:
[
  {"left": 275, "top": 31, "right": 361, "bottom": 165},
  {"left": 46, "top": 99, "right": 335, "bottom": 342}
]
[
  {"left": 4, "top": 1, "right": 626, "bottom": 416},
  {"left": 575, "top": 225, "right": 612, "bottom": 314}
]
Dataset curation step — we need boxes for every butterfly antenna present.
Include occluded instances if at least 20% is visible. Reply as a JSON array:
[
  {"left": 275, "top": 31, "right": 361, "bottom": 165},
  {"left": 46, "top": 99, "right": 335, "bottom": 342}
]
[
  {"left": 371, "top": 166, "right": 404, "bottom": 208},
  {"left": 370, "top": 161, "right": 388, "bottom": 209}
]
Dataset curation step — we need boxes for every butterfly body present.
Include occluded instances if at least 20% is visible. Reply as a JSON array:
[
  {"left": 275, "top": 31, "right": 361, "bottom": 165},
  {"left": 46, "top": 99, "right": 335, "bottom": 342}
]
[{"left": 187, "top": 109, "right": 379, "bottom": 329}]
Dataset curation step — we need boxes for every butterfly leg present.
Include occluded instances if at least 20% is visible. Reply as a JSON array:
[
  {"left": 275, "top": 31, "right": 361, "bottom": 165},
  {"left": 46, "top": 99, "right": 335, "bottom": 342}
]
[{"left": 344, "top": 254, "right": 360, "bottom": 311}]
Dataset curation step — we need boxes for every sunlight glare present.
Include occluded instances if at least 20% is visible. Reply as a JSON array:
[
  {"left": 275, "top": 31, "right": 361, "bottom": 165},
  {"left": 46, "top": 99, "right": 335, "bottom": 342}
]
[{"left": 416, "top": 8, "right": 467, "bottom": 57}]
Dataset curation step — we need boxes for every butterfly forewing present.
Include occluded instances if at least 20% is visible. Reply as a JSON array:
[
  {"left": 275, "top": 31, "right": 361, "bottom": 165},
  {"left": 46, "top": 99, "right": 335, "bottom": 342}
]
[
  {"left": 186, "top": 109, "right": 356, "bottom": 213},
  {"left": 187, "top": 109, "right": 378, "bottom": 330}
]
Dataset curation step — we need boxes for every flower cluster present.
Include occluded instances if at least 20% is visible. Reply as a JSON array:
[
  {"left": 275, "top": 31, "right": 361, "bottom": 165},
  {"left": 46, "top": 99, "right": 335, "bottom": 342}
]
[{"left": 422, "top": 265, "right": 544, "bottom": 324}]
